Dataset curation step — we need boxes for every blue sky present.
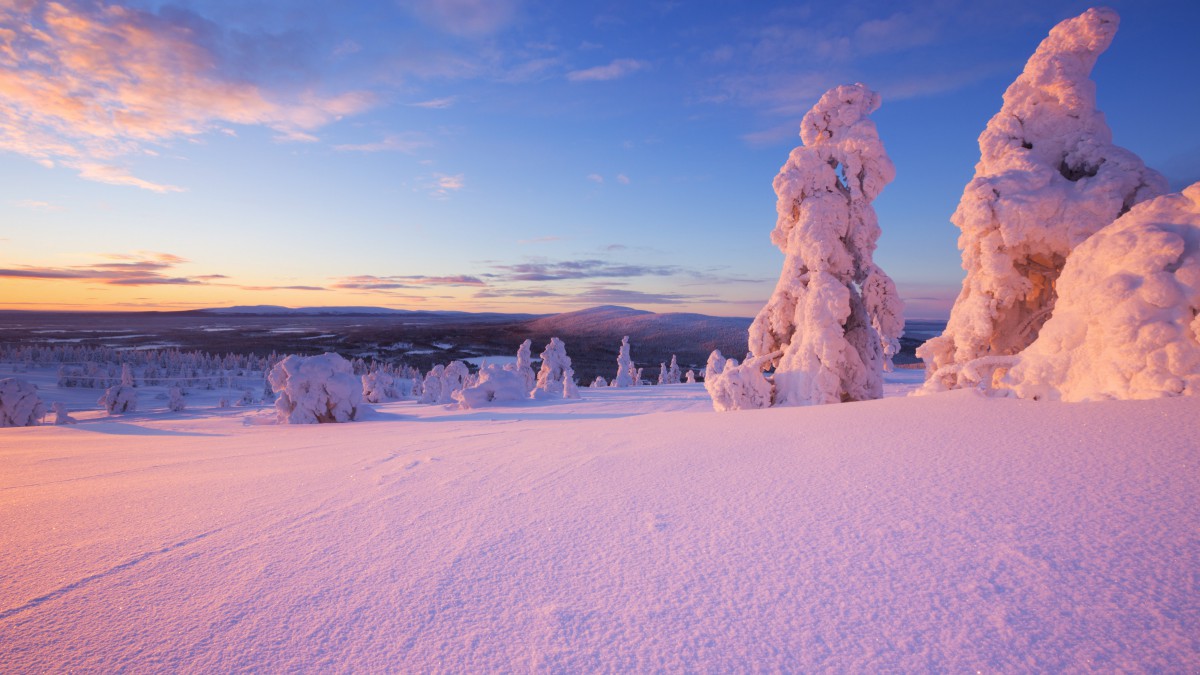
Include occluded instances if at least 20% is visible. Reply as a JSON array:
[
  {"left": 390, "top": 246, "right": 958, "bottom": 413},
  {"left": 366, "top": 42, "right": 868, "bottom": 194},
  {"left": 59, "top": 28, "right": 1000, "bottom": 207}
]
[{"left": 2, "top": 0, "right": 1198, "bottom": 318}]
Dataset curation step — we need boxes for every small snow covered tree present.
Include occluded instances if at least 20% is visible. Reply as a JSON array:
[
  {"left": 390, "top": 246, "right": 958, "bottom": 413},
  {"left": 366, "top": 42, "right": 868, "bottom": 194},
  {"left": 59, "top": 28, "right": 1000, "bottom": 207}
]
[
  {"left": 453, "top": 363, "right": 530, "bottom": 409},
  {"left": 0, "top": 377, "right": 44, "bottom": 427},
  {"left": 562, "top": 365, "right": 580, "bottom": 399},
  {"left": 684, "top": 370, "right": 696, "bottom": 384},
  {"left": 98, "top": 363, "right": 138, "bottom": 414},
  {"left": 657, "top": 362, "right": 667, "bottom": 385},
  {"left": 614, "top": 336, "right": 635, "bottom": 387},
  {"left": 740, "top": 83, "right": 903, "bottom": 409},
  {"left": 51, "top": 401, "right": 76, "bottom": 425},
  {"left": 361, "top": 370, "right": 396, "bottom": 403},
  {"left": 167, "top": 386, "right": 186, "bottom": 412},
  {"left": 441, "top": 361, "right": 470, "bottom": 404},
  {"left": 704, "top": 352, "right": 774, "bottom": 412},
  {"left": 509, "top": 339, "right": 537, "bottom": 393},
  {"left": 918, "top": 8, "right": 1168, "bottom": 391},
  {"left": 268, "top": 353, "right": 364, "bottom": 424},
  {"left": 1001, "top": 183, "right": 1200, "bottom": 401},
  {"left": 666, "top": 355, "right": 681, "bottom": 385},
  {"left": 532, "top": 337, "right": 574, "bottom": 399},
  {"left": 418, "top": 364, "right": 444, "bottom": 404},
  {"left": 591, "top": 376, "right": 608, "bottom": 388}
]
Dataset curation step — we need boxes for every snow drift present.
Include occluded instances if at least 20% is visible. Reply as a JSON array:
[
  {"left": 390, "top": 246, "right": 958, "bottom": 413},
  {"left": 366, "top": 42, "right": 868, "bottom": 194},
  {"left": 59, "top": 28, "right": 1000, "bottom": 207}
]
[{"left": 919, "top": 7, "right": 1168, "bottom": 391}]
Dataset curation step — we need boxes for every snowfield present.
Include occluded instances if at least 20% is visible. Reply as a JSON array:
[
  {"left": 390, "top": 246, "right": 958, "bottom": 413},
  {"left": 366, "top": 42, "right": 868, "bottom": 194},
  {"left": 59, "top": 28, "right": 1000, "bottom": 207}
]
[{"left": 1, "top": 379, "right": 1197, "bottom": 671}]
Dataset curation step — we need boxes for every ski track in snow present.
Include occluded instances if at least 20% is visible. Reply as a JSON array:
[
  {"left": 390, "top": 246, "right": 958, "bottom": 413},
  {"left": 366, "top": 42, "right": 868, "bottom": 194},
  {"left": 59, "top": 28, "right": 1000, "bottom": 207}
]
[{"left": 1, "top": 383, "right": 1197, "bottom": 671}]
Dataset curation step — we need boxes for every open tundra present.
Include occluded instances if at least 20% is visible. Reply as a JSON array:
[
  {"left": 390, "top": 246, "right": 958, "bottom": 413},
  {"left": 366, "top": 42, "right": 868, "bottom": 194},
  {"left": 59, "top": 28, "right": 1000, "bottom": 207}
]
[{"left": 1, "top": 383, "right": 1197, "bottom": 671}]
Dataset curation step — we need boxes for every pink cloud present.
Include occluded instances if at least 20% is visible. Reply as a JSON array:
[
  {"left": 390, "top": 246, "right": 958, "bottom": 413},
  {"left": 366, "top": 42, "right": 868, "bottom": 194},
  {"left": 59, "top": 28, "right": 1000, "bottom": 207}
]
[
  {"left": 0, "top": 1, "right": 374, "bottom": 191},
  {"left": 567, "top": 58, "right": 648, "bottom": 82}
]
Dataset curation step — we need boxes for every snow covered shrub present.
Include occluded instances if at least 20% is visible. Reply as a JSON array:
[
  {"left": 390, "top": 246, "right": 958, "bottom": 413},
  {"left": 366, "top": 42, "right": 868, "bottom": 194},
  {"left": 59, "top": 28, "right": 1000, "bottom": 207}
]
[
  {"left": 532, "top": 338, "right": 578, "bottom": 399},
  {"left": 743, "top": 83, "right": 903, "bottom": 408},
  {"left": 418, "top": 364, "right": 445, "bottom": 404},
  {"left": 614, "top": 336, "right": 635, "bottom": 387},
  {"left": 0, "top": 377, "right": 44, "bottom": 427},
  {"left": 167, "top": 386, "right": 186, "bottom": 412},
  {"left": 685, "top": 370, "right": 696, "bottom": 384},
  {"left": 417, "top": 361, "right": 470, "bottom": 405},
  {"left": 98, "top": 364, "right": 138, "bottom": 414},
  {"left": 919, "top": 8, "right": 1167, "bottom": 391},
  {"left": 453, "top": 363, "right": 530, "bottom": 409},
  {"left": 268, "top": 353, "right": 364, "bottom": 424},
  {"left": 1002, "top": 183, "right": 1200, "bottom": 401},
  {"left": 704, "top": 353, "right": 774, "bottom": 412},
  {"left": 591, "top": 376, "right": 608, "bottom": 388}
]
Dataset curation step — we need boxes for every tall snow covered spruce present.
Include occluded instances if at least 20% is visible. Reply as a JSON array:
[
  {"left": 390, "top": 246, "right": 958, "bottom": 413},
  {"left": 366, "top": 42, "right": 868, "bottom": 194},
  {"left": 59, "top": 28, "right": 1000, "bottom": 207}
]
[
  {"left": 614, "top": 336, "right": 635, "bottom": 387},
  {"left": 532, "top": 337, "right": 579, "bottom": 400},
  {"left": 720, "top": 83, "right": 902, "bottom": 411},
  {"left": 918, "top": 8, "right": 1167, "bottom": 391}
]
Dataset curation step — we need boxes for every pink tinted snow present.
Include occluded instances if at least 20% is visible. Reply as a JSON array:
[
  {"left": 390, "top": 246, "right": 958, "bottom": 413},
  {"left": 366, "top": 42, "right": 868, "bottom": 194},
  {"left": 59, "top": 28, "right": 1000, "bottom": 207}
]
[{"left": 1, "top": 387, "right": 1197, "bottom": 671}]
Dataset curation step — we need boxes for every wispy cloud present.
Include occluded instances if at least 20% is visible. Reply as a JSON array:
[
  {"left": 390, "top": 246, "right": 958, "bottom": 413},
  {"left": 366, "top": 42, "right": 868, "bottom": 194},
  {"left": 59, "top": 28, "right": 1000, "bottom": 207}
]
[
  {"left": 517, "top": 236, "right": 563, "bottom": 244},
  {"left": 409, "top": 96, "right": 458, "bottom": 109},
  {"left": 567, "top": 58, "right": 648, "bottom": 82},
  {"left": 334, "top": 132, "right": 432, "bottom": 153},
  {"left": 489, "top": 259, "right": 679, "bottom": 282},
  {"left": 400, "top": 0, "right": 520, "bottom": 37},
  {"left": 587, "top": 173, "right": 605, "bottom": 184},
  {"left": 616, "top": 173, "right": 631, "bottom": 185},
  {"left": 12, "top": 199, "right": 62, "bottom": 211},
  {"left": 0, "top": 251, "right": 203, "bottom": 285},
  {"left": 331, "top": 274, "right": 486, "bottom": 292},
  {"left": 0, "top": 1, "right": 373, "bottom": 191},
  {"left": 428, "top": 173, "right": 465, "bottom": 198}
]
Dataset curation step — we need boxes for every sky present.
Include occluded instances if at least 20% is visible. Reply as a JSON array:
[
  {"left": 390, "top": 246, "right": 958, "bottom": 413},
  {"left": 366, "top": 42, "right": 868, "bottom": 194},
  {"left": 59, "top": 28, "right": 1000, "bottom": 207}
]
[{"left": 1, "top": 0, "right": 1198, "bottom": 318}]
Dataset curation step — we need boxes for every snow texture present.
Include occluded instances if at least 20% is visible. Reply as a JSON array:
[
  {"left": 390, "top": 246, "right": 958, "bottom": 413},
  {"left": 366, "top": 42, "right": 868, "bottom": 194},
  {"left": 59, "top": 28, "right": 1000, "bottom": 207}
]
[
  {"left": 747, "top": 83, "right": 904, "bottom": 409},
  {"left": 1003, "top": 183, "right": 1200, "bottom": 400},
  {"left": 3, "top": 386, "right": 1197, "bottom": 671},
  {"left": 614, "top": 336, "right": 635, "bottom": 387},
  {"left": 0, "top": 377, "right": 44, "bottom": 427},
  {"left": 267, "top": 353, "right": 364, "bottom": 424},
  {"left": 97, "top": 364, "right": 137, "bottom": 414},
  {"left": 919, "top": 7, "right": 1168, "bottom": 391},
  {"left": 532, "top": 338, "right": 577, "bottom": 400}
]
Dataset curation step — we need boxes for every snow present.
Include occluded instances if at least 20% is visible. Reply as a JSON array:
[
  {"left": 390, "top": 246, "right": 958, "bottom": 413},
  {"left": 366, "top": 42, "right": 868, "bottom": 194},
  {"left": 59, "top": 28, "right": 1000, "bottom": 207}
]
[
  {"left": 1, "top": 382, "right": 1197, "bottom": 671},
  {"left": 919, "top": 8, "right": 1168, "bottom": 391},
  {"left": 748, "top": 83, "right": 904, "bottom": 408},
  {"left": 1003, "top": 183, "right": 1200, "bottom": 400}
]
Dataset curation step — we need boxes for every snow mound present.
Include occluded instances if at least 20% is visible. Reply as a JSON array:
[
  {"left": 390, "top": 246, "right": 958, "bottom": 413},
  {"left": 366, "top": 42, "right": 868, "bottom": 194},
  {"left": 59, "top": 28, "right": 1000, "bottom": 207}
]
[
  {"left": 268, "top": 353, "right": 365, "bottom": 424},
  {"left": 704, "top": 353, "right": 774, "bottom": 412},
  {"left": 0, "top": 377, "right": 44, "bottom": 427},
  {"left": 744, "top": 83, "right": 903, "bottom": 408},
  {"left": 919, "top": 7, "right": 1168, "bottom": 390},
  {"left": 1003, "top": 183, "right": 1200, "bottom": 400}
]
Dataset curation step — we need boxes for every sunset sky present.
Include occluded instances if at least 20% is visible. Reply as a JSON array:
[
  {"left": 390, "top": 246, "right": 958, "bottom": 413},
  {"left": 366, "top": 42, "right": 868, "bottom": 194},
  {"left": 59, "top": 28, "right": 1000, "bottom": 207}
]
[{"left": 2, "top": 0, "right": 1197, "bottom": 318}]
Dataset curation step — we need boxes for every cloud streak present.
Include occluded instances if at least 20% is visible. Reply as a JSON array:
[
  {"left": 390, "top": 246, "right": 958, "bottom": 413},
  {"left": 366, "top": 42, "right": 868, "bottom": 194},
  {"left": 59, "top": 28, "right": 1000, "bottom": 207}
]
[
  {"left": 567, "top": 58, "right": 648, "bottom": 82},
  {"left": 0, "top": 1, "right": 373, "bottom": 191}
]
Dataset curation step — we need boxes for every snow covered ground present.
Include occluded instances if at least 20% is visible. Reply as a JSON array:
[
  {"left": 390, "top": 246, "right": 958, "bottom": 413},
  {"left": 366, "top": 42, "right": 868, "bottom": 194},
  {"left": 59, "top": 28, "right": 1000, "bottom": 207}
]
[{"left": 1, "top": 373, "right": 1197, "bottom": 671}]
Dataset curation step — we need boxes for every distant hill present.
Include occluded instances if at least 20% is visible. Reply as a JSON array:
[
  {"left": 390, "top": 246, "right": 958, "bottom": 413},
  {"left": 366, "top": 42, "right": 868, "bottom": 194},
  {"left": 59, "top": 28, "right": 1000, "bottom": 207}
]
[{"left": 523, "top": 305, "right": 751, "bottom": 355}]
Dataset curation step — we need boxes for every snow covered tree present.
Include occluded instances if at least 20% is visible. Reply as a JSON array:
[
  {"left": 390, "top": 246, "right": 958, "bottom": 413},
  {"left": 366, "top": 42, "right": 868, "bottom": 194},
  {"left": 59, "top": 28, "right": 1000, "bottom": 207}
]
[
  {"left": 167, "top": 386, "right": 186, "bottom": 412},
  {"left": 657, "top": 362, "right": 667, "bottom": 385},
  {"left": 532, "top": 337, "right": 575, "bottom": 399},
  {"left": 98, "top": 363, "right": 138, "bottom": 414},
  {"left": 1002, "top": 183, "right": 1200, "bottom": 400},
  {"left": 361, "top": 370, "right": 397, "bottom": 403},
  {"left": 453, "top": 363, "right": 530, "bottom": 409},
  {"left": 0, "top": 377, "right": 44, "bottom": 427},
  {"left": 741, "top": 83, "right": 903, "bottom": 409},
  {"left": 666, "top": 355, "right": 681, "bottom": 385},
  {"left": 591, "top": 376, "right": 608, "bottom": 388},
  {"left": 417, "top": 364, "right": 445, "bottom": 404},
  {"left": 51, "top": 401, "right": 76, "bottom": 425},
  {"left": 562, "top": 365, "right": 580, "bottom": 399},
  {"left": 268, "top": 353, "right": 364, "bottom": 424},
  {"left": 613, "top": 336, "right": 635, "bottom": 387},
  {"left": 684, "top": 370, "right": 696, "bottom": 384},
  {"left": 919, "top": 8, "right": 1168, "bottom": 391},
  {"left": 509, "top": 339, "right": 537, "bottom": 393}
]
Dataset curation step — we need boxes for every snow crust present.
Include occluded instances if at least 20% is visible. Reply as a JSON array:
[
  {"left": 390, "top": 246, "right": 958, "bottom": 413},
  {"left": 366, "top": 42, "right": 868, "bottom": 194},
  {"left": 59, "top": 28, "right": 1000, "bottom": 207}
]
[
  {"left": 267, "top": 353, "right": 364, "bottom": 423},
  {"left": 2, "top": 386, "right": 1197, "bottom": 671},
  {"left": 747, "top": 83, "right": 904, "bottom": 408},
  {"left": 1003, "top": 183, "right": 1200, "bottom": 400},
  {"left": 919, "top": 7, "right": 1168, "bottom": 390},
  {"left": 0, "top": 377, "right": 44, "bottom": 427}
]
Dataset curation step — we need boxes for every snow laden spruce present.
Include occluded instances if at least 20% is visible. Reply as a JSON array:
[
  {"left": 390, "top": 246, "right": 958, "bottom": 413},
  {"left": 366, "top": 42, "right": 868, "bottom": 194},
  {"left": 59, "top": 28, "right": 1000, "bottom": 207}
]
[
  {"left": 707, "top": 83, "right": 903, "bottom": 411},
  {"left": 0, "top": 377, "right": 45, "bottom": 427},
  {"left": 268, "top": 353, "right": 364, "bottom": 424},
  {"left": 918, "top": 7, "right": 1167, "bottom": 392}
]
